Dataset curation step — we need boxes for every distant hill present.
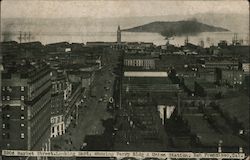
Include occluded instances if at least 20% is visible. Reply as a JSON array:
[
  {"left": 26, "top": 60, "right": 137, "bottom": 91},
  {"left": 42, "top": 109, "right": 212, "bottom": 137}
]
[{"left": 122, "top": 20, "right": 229, "bottom": 38}]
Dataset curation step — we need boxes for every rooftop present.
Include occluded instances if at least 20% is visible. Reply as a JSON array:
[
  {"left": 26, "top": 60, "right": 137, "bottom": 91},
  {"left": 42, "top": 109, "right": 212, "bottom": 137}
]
[
  {"left": 66, "top": 70, "right": 93, "bottom": 78},
  {"left": 2, "top": 60, "right": 49, "bottom": 79},
  {"left": 46, "top": 41, "right": 70, "bottom": 47},
  {"left": 195, "top": 80, "right": 217, "bottom": 89},
  {"left": 124, "top": 54, "right": 158, "bottom": 59},
  {"left": 123, "top": 84, "right": 180, "bottom": 93},
  {"left": 218, "top": 93, "right": 249, "bottom": 129},
  {"left": 183, "top": 114, "right": 247, "bottom": 147},
  {"left": 124, "top": 71, "right": 168, "bottom": 77},
  {"left": 123, "top": 77, "right": 172, "bottom": 84}
]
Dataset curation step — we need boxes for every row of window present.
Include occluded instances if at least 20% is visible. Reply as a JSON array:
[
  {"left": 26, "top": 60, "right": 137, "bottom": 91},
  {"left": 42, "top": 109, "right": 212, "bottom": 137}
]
[
  {"left": 2, "top": 86, "right": 25, "bottom": 91},
  {"left": 2, "top": 96, "right": 25, "bottom": 101},
  {"left": 51, "top": 124, "right": 64, "bottom": 133},
  {"left": 2, "top": 114, "right": 25, "bottom": 120},
  {"left": 124, "top": 59, "right": 155, "bottom": 67},
  {"left": 2, "top": 133, "right": 25, "bottom": 139},
  {"left": 2, "top": 123, "right": 25, "bottom": 129},
  {"left": 2, "top": 105, "right": 25, "bottom": 111}
]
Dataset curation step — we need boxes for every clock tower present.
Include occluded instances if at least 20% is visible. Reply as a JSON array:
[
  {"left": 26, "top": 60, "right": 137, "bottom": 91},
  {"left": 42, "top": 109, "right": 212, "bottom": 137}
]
[{"left": 117, "top": 25, "right": 121, "bottom": 43}]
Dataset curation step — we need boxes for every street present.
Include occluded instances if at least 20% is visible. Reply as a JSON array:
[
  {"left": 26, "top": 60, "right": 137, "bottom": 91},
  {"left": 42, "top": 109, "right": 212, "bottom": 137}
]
[{"left": 52, "top": 49, "right": 119, "bottom": 151}]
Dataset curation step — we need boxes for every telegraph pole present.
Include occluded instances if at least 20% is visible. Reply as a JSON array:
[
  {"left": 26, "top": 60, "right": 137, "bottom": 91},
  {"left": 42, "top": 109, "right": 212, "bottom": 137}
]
[
  {"left": 23, "top": 32, "right": 27, "bottom": 43},
  {"left": 19, "top": 31, "right": 22, "bottom": 43},
  {"left": 28, "top": 32, "right": 31, "bottom": 42}
]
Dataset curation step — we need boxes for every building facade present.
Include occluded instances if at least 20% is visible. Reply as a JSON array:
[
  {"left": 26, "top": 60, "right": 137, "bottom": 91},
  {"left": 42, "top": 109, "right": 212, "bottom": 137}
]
[
  {"left": 0, "top": 55, "right": 3, "bottom": 150},
  {"left": 242, "top": 63, "right": 250, "bottom": 73},
  {"left": 50, "top": 70, "right": 66, "bottom": 138},
  {"left": 124, "top": 58, "right": 156, "bottom": 70},
  {"left": 64, "top": 83, "right": 82, "bottom": 129},
  {"left": 1, "top": 61, "right": 51, "bottom": 152}
]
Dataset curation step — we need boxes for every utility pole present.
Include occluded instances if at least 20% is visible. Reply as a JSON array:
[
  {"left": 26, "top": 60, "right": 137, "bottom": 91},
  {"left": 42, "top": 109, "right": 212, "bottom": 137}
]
[
  {"left": 177, "top": 91, "right": 181, "bottom": 116},
  {"left": 185, "top": 36, "right": 189, "bottom": 46},
  {"left": 24, "top": 32, "right": 27, "bottom": 43},
  {"left": 28, "top": 32, "right": 31, "bottom": 42},
  {"left": 18, "top": 31, "right": 22, "bottom": 43},
  {"left": 232, "top": 33, "right": 238, "bottom": 46}
]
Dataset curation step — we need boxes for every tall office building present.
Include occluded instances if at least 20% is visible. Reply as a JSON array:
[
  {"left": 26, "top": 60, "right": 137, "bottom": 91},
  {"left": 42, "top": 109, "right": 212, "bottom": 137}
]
[
  {"left": 1, "top": 61, "right": 51, "bottom": 152},
  {"left": 0, "top": 54, "right": 3, "bottom": 151}
]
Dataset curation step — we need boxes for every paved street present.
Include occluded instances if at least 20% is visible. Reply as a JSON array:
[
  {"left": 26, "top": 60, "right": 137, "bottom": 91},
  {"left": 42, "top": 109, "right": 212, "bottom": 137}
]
[{"left": 52, "top": 49, "right": 119, "bottom": 151}]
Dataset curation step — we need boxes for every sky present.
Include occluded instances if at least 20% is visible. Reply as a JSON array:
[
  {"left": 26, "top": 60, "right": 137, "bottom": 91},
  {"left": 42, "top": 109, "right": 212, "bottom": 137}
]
[{"left": 1, "top": 0, "right": 249, "bottom": 19}]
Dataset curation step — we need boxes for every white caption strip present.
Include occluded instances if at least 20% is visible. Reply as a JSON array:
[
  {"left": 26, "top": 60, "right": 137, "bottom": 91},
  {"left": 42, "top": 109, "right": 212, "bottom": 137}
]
[{"left": 1, "top": 150, "right": 246, "bottom": 159}]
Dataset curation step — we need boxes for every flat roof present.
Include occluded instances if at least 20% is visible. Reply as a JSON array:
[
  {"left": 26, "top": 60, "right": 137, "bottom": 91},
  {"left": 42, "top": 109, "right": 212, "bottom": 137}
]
[
  {"left": 124, "top": 71, "right": 168, "bottom": 77},
  {"left": 124, "top": 54, "right": 157, "bottom": 59},
  {"left": 123, "top": 77, "right": 172, "bottom": 84},
  {"left": 219, "top": 93, "right": 249, "bottom": 129}
]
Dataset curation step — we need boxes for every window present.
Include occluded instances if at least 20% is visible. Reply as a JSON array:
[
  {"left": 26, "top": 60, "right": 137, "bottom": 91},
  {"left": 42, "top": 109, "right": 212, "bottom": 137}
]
[
  {"left": 2, "top": 96, "right": 5, "bottom": 101},
  {"left": 239, "top": 129, "right": 244, "bottom": 135},
  {"left": 21, "top": 105, "right": 25, "bottom": 111},
  {"left": 21, "top": 123, "right": 25, "bottom": 127},
  {"left": 2, "top": 133, "right": 10, "bottom": 139},
  {"left": 52, "top": 127, "right": 55, "bottom": 133},
  {"left": 51, "top": 118, "right": 54, "bottom": 124},
  {"left": 6, "top": 96, "right": 10, "bottom": 101},
  {"left": 2, "top": 87, "right": 5, "bottom": 91},
  {"left": 2, "top": 133, "right": 6, "bottom": 138},
  {"left": 2, "top": 124, "right": 5, "bottom": 129},
  {"left": 21, "top": 96, "right": 25, "bottom": 101},
  {"left": 7, "top": 133, "right": 11, "bottom": 139},
  {"left": 3, "top": 105, "right": 10, "bottom": 111},
  {"left": 6, "top": 86, "right": 12, "bottom": 92},
  {"left": 21, "top": 133, "right": 25, "bottom": 139},
  {"left": 21, "top": 86, "right": 25, "bottom": 92},
  {"left": 6, "top": 105, "right": 10, "bottom": 110},
  {"left": 4, "top": 123, "right": 10, "bottom": 129},
  {"left": 6, "top": 114, "right": 10, "bottom": 118},
  {"left": 21, "top": 115, "right": 25, "bottom": 120}
]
